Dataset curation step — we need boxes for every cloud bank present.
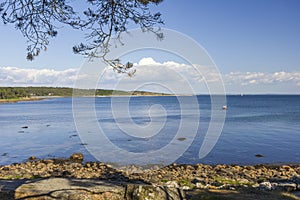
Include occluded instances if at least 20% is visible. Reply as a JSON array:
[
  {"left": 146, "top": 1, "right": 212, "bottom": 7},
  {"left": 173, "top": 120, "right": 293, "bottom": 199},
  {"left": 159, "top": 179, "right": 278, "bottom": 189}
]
[
  {"left": 1, "top": 58, "right": 299, "bottom": 94},
  {"left": 0, "top": 67, "right": 78, "bottom": 87},
  {"left": 225, "top": 71, "right": 300, "bottom": 86}
]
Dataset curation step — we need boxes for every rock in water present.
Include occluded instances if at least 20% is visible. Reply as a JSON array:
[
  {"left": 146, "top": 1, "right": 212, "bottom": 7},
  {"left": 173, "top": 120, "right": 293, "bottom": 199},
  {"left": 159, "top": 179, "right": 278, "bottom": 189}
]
[
  {"left": 69, "top": 153, "right": 84, "bottom": 163},
  {"left": 28, "top": 156, "right": 36, "bottom": 160},
  {"left": 255, "top": 154, "right": 264, "bottom": 158},
  {"left": 177, "top": 137, "right": 186, "bottom": 141}
]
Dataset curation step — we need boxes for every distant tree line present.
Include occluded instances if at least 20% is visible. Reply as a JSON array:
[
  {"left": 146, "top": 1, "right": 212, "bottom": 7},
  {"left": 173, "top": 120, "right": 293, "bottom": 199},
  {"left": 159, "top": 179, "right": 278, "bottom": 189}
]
[
  {"left": 0, "top": 87, "right": 30, "bottom": 99},
  {"left": 0, "top": 87, "right": 70, "bottom": 99},
  {"left": 0, "top": 87, "right": 166, "bottom": 99}
]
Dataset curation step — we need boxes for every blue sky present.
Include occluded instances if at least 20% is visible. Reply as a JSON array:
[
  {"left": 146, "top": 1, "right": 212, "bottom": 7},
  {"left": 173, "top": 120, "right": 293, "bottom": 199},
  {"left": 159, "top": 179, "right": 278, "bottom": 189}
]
[
  {"left": 0, "top": 0, "right": 299, "bottom": 94},
  {"left": 156, "top": 0, "right": 300, "bottom": 73}
]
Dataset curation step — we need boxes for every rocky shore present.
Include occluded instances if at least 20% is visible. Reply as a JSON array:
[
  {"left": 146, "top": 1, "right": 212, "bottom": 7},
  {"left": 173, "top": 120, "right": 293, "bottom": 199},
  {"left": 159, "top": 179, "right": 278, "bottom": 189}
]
[{"left": 1, "top": 153, "right": 300, "bottom": 199}]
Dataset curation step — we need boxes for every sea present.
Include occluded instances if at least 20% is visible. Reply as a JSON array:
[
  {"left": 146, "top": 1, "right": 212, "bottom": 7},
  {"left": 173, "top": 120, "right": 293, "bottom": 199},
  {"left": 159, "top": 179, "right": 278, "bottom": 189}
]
[{"left": 0, "top": 95, "right": 299, "bottom": 166}]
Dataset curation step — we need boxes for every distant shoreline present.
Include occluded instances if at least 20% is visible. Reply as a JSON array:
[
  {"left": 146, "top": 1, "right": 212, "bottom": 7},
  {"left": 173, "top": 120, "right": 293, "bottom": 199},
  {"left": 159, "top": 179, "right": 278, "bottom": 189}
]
[
  {"left": 1, "top": 93, "right": 299, "bottom": 104},
  {"left": 0, "top": 94, "right": 298, "bottom": 104},
  {"left": 0, "top": 86, "right": 174, "bottom": 101},
  {"left": 0, "top": 97, "right": 46, "bottom": 104},
  {"left": 0, "top": 94, "right": 179, "bottom": 104}
]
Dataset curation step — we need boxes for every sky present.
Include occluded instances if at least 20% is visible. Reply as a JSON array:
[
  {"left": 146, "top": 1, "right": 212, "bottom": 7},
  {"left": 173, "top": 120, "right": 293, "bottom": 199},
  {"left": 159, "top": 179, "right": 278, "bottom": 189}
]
[{"left": 0, "top": 0, "right": 299, "bottom": 94}]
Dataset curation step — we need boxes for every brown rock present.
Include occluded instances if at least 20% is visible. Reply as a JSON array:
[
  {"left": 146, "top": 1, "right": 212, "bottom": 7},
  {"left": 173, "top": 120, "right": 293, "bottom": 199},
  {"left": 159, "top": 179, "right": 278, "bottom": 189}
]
[
  {"left": 69, "top": 153, "right": 84, "bottom": 163},
  {"left": 28, "top": 156, "right": 36, "bottom": 161}
]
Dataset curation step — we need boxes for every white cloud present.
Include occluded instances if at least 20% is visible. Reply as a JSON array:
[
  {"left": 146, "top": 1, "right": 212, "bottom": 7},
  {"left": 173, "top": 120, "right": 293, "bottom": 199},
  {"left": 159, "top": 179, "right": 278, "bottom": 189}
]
[
  {"left": 224, "top": 71, "right": 300, "bottom": 86},
  {"left": 98, "top": 57, "right": 210, "bottom": 94},
  {"left": 137, "top": 57, "right": 158, "bottom": 66},
  {"left": 1, "top": 58, "right": 299, "bottom": 94},
  {"left": 0, "top": 67, "right": 78, "bottom": 87}
]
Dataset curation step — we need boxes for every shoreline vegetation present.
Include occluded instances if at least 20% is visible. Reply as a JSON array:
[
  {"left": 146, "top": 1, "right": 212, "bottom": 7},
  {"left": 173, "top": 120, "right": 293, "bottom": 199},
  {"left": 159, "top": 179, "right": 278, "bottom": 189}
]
[
  {"left": 0, "top": 86, "right": 172, "bottom": 104},
  {"left": 0, "top": 97, "right": 46, "bottom": 103},
  {"left": 0, "top": 154, "right": 299, "bottom": 199}
]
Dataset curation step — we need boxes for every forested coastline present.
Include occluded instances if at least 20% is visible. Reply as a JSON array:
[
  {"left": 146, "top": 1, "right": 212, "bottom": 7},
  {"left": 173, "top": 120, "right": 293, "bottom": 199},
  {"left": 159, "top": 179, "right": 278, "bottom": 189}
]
[{"left": 0, "top": 87, "right": 168, "bottom": 99}]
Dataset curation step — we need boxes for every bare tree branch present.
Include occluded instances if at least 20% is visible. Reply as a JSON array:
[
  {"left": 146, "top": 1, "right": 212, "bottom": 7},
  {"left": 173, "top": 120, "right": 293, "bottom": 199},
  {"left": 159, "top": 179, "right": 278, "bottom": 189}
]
[{"left": 0, "top": 0, "right": 163, "bottom": 75}]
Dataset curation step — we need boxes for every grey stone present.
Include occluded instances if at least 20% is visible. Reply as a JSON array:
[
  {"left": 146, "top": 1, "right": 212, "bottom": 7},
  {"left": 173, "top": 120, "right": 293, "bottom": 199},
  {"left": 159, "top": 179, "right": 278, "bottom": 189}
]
[
  {"left": 0, "top": 178, "right": 184, "bottom": 200},
  {"left": 125, "top": 184, "right": 183, "bottom": 200},
  {"left": 275, "top": 182, "right": 297, "bottom": 192},
  {"left": 259, "top": 181, "right": 273, "bottom": 190},
  {"left": 195, "top": 182, "right": 205, "bottom": 189},
  {"left": 165, "top": 181, "right": 179, "bottom": 188},
  {"left": 292, "top": 176, "right": 300, "bottom": 184},
  {"left": 182, "top": 186, "right": 190, "bottom": 190}
]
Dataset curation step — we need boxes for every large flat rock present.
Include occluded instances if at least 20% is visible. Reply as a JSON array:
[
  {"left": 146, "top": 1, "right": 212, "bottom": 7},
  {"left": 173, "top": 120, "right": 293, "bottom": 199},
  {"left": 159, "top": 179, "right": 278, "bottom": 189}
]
[{"left": 0, "top": 178, "right": 183, "bottom": 200}]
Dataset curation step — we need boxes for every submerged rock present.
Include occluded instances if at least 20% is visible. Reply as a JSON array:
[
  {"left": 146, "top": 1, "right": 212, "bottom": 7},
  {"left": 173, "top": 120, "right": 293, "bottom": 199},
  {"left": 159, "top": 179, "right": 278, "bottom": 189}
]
[
  {"left": 177, "top": 137, "right": 186, "bottom": 141},
  {"left": 255, "top": 154, "right": 264, "bottom": 158}
]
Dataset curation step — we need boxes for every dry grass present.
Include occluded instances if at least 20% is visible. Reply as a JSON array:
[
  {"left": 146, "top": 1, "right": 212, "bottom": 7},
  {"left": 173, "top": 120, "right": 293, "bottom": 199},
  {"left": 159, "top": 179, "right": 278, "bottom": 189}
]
[{"left": 0, "top": 97, "right": 44, "bottom": 103}]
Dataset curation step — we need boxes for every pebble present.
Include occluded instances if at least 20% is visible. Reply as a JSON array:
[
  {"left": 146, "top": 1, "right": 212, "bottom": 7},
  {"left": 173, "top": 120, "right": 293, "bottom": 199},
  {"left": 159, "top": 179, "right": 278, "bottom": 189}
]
[
  {"left": 196, "top": 182, "right": 205, "bottom": 189},
  {"left": 182, "top": 186, "right": 190, "bottom": 190}
]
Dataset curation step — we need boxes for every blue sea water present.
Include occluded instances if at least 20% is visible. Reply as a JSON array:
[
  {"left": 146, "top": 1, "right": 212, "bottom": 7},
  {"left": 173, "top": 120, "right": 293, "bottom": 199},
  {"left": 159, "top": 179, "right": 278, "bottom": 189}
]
[{"left": 0, "top": 95, "right": 299, "bottom": 166}]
